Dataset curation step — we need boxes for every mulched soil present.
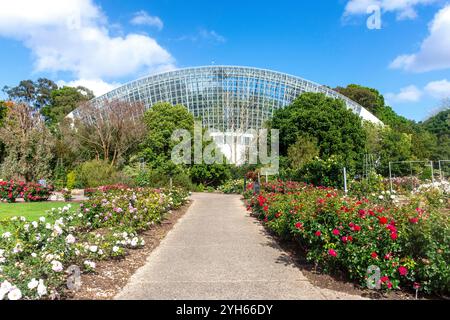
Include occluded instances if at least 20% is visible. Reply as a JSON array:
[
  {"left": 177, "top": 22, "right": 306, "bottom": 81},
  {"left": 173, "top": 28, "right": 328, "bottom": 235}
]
[{"left": 65, "top": 200, "right": 192, "bottom": 300}]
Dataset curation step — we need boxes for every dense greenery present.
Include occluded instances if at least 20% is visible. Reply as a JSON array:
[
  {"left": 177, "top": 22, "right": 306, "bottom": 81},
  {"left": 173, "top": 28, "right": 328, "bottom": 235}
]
[
  {"left": 245, "top": 181, "right": 449, "bottom": 295},
  {"left": 420, "top": 107, "right": 450, "bottom": 160},
  {"left": 41, "top": 86, "right": 94, "bottom": 127},
  {"left": 336, "top": 84, "right": 446, "bottom": 166},
  {"left": 269, "top": 93, "right": 367, "bottom": 185},
  {"left": 0, "top": 78, "right": 448, "bottom": 191}
]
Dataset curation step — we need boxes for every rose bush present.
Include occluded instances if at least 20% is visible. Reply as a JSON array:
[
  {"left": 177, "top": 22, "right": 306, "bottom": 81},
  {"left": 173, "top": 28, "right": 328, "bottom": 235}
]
[
  {"left": 0, "top": 180, "right": 25, "bottom": 203},
  {"left": 245, "top": 180, "right": 449, "bottom": 295},
  {"left": 0, "top": 187, "right": 188, "bottom": 300},
  {"left": 22, "top": 183, "right": 53, "bottom": 202}
]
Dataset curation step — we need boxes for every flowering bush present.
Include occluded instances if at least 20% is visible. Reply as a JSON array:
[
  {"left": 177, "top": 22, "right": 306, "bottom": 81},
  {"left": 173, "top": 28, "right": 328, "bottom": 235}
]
[
  {"left": 245, "top": 180, "right": 450, "bottom": 295},
  {"left": 84, "top": 184, "right": 129, "bottom": 198},
  {"left": 218, "top": 179, "right": 244, "bottom": 194},
  {"left": 0, "top": 180, "right": 25, "bottom": 203},
  {"left": 0, "top": 187, "right": 188, "bottom": 300},
  {"left": 22, "top": 183, "right": 53, "bottom": 202}
]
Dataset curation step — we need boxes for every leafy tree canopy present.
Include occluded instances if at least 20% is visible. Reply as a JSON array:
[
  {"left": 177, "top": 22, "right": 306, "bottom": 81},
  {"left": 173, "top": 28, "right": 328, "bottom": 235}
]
[
  {"left": 269, "top": 92, "right": 367, "bottom": 170},
  {"left": 3, "top": 78, "right": 58, "bottom": 110},
  {"left": 335, "top": 84, "right": 416, "bottom": 133},
  {"left": 140, "top": 102, "right": 195, "bottom": 165},
  {"left": 41, "top": 86, "right": 94, "bottom": 126}
]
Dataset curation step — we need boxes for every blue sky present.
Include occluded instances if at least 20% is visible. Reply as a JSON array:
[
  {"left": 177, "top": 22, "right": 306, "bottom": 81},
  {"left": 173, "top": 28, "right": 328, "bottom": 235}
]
[{"left": 0, "top": 0, "right": 449, "bottom": 121}]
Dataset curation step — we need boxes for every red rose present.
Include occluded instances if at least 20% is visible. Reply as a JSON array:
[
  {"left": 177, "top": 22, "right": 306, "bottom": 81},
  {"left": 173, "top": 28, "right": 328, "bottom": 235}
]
[
  {"left": 263, "top": 205, "right": 269, "bottom": 212},
  {"left": 398, "top": 266, "right": 408, "bottom": 276},
  {"left": 380, "top": 276, "right": 389, "bottom": 283},
  {"left": 353, "top": 225, "right": 361, "bottom": 232},
  {"left": 409, "top": 217, "right": 419, "bottom": 224},
  {"left": 390, "top": 233, "right": 398, "bottom": 240},
  {"left": 328, "top": 249, "right": 337, "bottom": 257},
  {"left": 371, "top": 252, "right": 378, "bottom": 259},
  {"left": 295, "top": 222, "right": 303, "bottom": 229},
  {"left": 332, "top": 229, "right": 340, "bottom": 236},
  {"left": 384, "top": 253, "right": 392, "bottom": 260},
  {"left": 413, "top": 282, "right": 421, "bottom": 290},
  {"left": 378, "top": 216, "right": 388, "bottom": 225},
  {"left": 315, "top": 231, "right": 322, "bottom": 237}
]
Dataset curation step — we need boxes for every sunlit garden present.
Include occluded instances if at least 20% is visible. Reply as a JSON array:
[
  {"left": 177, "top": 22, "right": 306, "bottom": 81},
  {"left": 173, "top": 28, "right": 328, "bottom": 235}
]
[{"left": 1, "top": 68, "right": 449, "bottom": 301}]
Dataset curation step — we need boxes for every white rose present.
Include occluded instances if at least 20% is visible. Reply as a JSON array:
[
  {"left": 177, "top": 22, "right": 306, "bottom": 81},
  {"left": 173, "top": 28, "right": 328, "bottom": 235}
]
[
  {"left": 31, "top": 221, "right": 38, "bottom": 228},
  {"left": 27, "top": 278, "right": 39, "bottom": 290},
  {"left": 31, "top": 253, "right": 37, "bottom": 258},
  {"left": 39, "top": 217, "right": 46, "bottom": 223},
  {"left": 7, "top": 287, "right": 22, "bottom": 300},
  {"left": 53, "top": 225, "right": 63, "bottom": 236},
  {"left": 0, "top": 280, "right": 12, "bottom": 292},
  {"left": 89, "top": 245, "right": 98, "bottom": 253},
  {"left": 37, "top": 280, "right": 47, "bottom": 297},
  {"left": 2, "top": 232, "right": 11, "bottom": 239},
  {"left": 84, "top": 260, "right": 96, "bottom": 269},
  {"left": 51, "top": 260, "right": 63, "bottom": 272},
  {"left": 65, "top": 234, "right": 76, "bottom": 244},
  {"left": 112, "top": 246, "right": 119, "bottom": 253}
]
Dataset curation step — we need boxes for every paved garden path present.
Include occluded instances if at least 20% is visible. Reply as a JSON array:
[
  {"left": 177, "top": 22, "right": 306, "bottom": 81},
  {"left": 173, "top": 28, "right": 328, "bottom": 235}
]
[{"left": 115, "top": 193, "right": 365, "bottom": 300}]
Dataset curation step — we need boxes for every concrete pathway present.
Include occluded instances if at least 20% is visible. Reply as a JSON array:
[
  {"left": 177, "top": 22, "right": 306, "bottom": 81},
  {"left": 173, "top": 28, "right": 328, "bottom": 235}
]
[{"left": 115, "top": 193, "right": 365, "bottom": 300}]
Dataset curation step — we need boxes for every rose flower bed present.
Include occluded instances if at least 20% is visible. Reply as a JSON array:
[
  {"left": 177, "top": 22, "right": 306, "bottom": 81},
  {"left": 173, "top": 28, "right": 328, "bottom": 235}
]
[
  {"left": 0, "top": 181, "right": 26, "bottom": 203},
  {"left": 0, "top": 187, "right": 188, "bottom": 300},
  {"left": 0, "top": 180, "right": 53, "bottom": 203},
  {"left": 245, "top": 181, "right": 449, "bottom": 296}
]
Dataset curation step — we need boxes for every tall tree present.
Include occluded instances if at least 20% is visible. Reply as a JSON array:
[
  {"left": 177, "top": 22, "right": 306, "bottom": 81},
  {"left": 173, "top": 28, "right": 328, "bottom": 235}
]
[
  {"left": 0, "top": 104, "right": 54, "bottom": 182},
  {"left": 140, "top": 102, "right": 195, "bottom": 167},
  {"left": 335, "top": 84, "right": 416, "bottom": 133},
  {"left": 269, "top": 92, "right": 367, "bottom": 170},
  {"left": 3, "top": 78, "right": 58, "bottom": 110},
  {"left": 62, "top": 100, "right": 147, "bottom": 166},
  {"left": 420, "top": 102, "right": 450, "bottom": 160},
  {"left": 41, "top": 86, "right": 94, "bottom": 126}
]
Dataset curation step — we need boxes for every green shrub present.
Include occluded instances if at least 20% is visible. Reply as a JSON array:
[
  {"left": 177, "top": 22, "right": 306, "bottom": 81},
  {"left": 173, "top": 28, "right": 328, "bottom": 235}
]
[
  {"left": 246, "top": 180, "right": 450, "bottom": 295},
  {"left": 349, "top": 171, "right": 385, "bottom": 197},
  {"left": 66, "top": 171, "right": 78, "bottom": 190},
  {"left": 218, "top": 179, "right": 244, "bottom": 194},
  {"left": 75, "top": 160, "right": 117, "bottom": 188},
  {"left": 135, "top": 168, "right": 194, "bottom": 190}
]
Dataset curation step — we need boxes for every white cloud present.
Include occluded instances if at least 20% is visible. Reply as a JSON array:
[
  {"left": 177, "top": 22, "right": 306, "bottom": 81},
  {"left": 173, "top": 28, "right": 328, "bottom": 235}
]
[
  {"left": 424, "top": 79, "right": 450, "bottom": 98},
  {"left": 0, "top": 0, "right": 175, "bottom": 81},
  {"left": 57, "top": 78, "right": 121, "bottom": 97},
  {"left": 130, "top": 11, "right": 163, "bottom": 30},
  {"left": 176, "top": 29, "right": 226, "bottom": 44},
  {"left": 344, "top": 0, "right": 437, "bottom": 20},
  {"left": 390, "top": 4, "right": 450, "bottom": 72},
  {"left": 386, "top": 85, "right": 423, "bottom": 103},
  {"left": 199, "top": 29, "right": 226, "bottom": 43}
]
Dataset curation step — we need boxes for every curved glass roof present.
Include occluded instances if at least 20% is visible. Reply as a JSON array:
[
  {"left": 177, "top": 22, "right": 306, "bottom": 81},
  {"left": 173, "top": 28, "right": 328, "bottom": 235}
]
[{"left": 86, "top": 65, "right": 382, "bottom": 131}]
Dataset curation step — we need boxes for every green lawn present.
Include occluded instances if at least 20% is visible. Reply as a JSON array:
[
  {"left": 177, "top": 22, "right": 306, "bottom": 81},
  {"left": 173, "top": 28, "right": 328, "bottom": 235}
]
[{"left": 0, "top": 201, "right": 80, "bottom": 222}]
